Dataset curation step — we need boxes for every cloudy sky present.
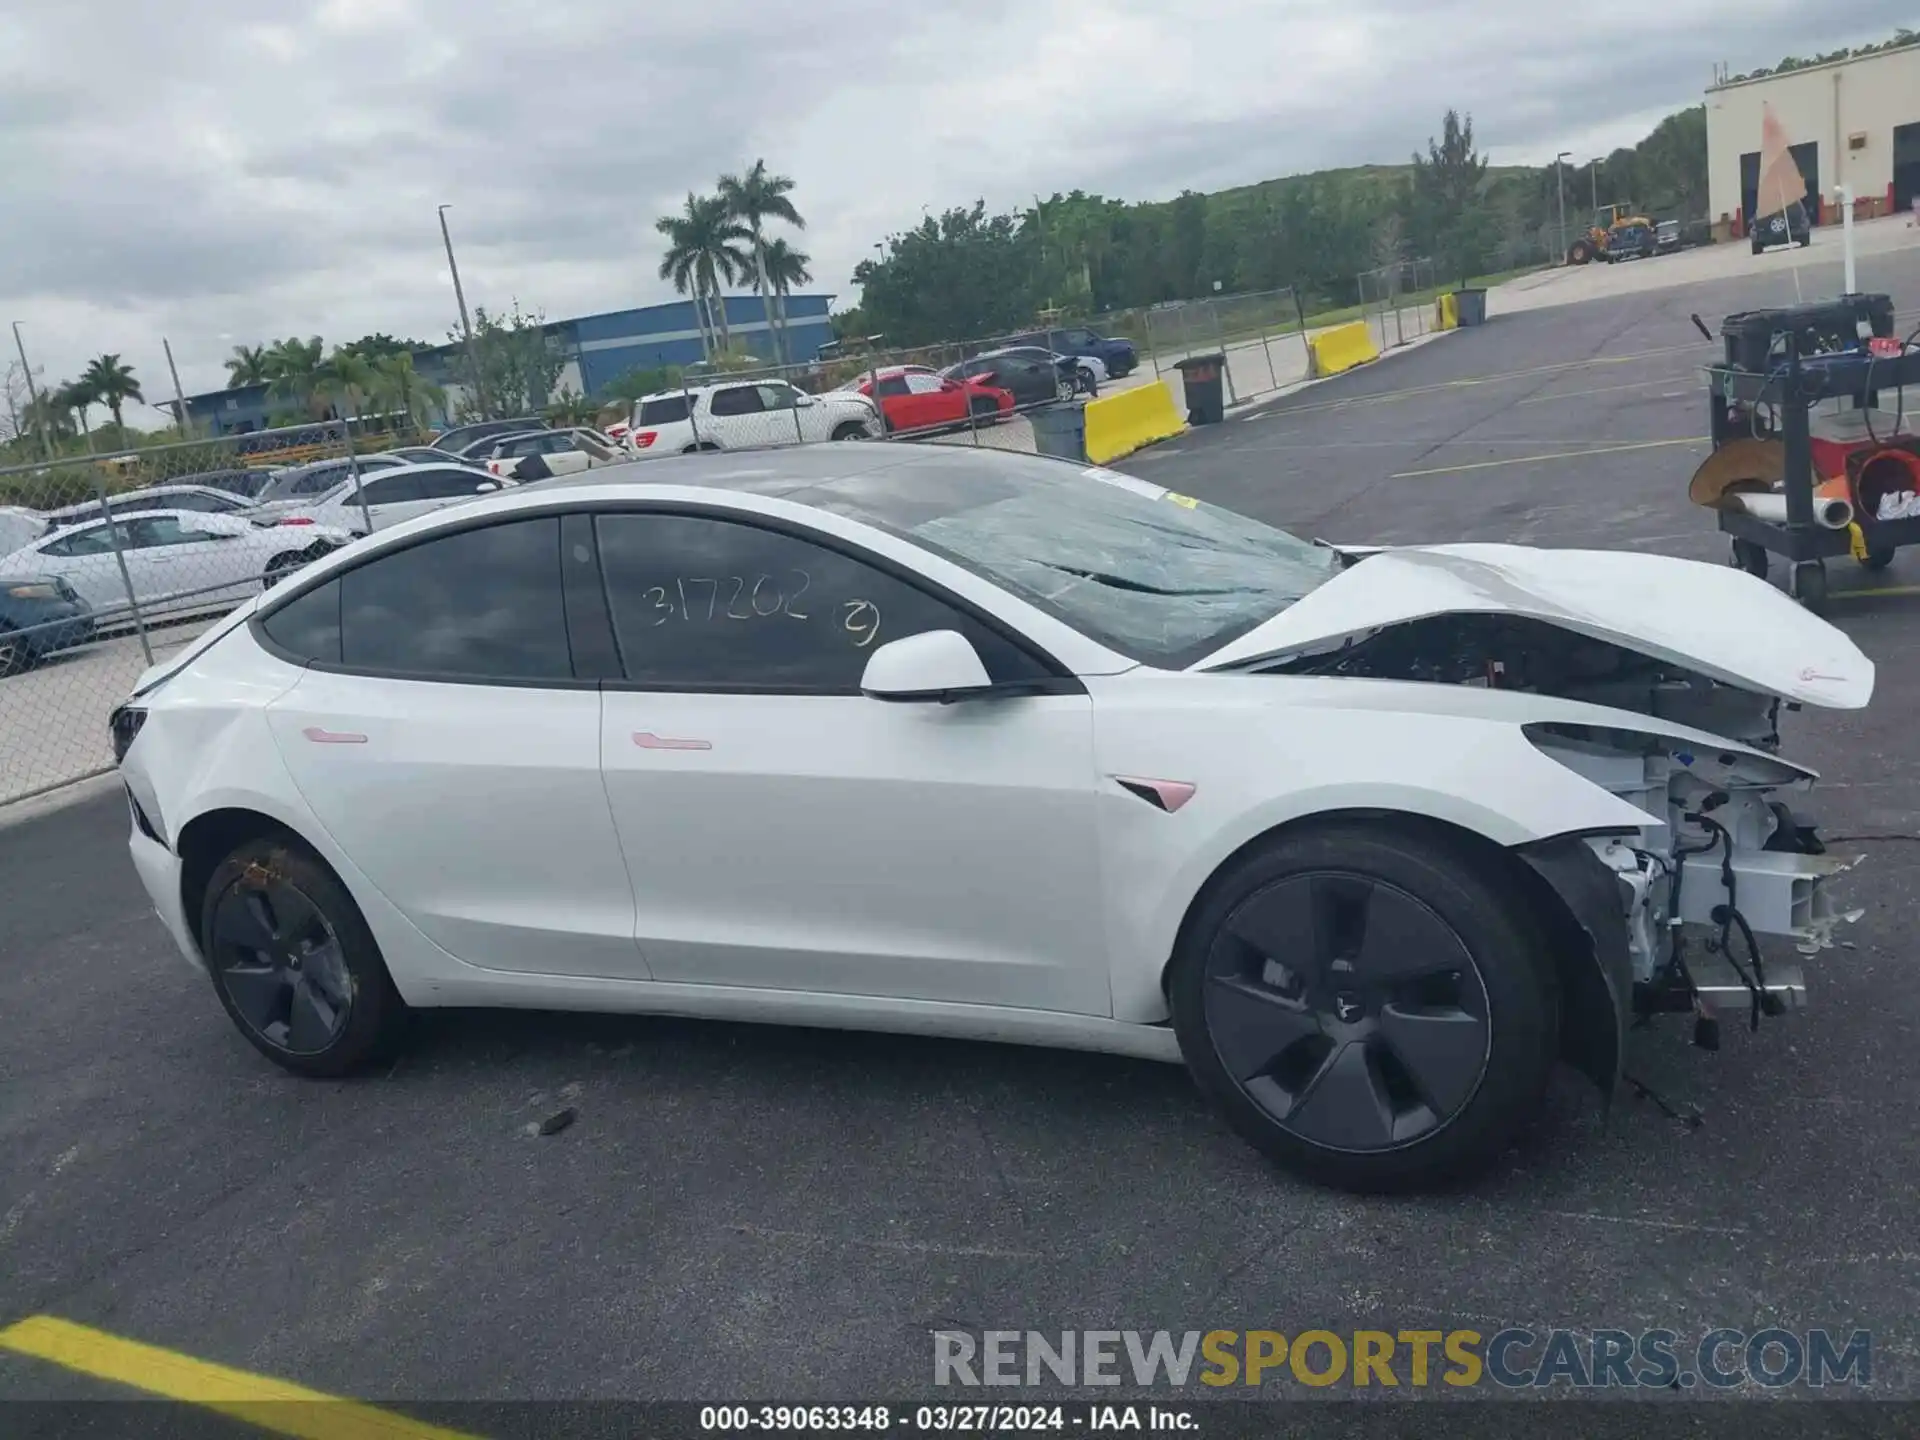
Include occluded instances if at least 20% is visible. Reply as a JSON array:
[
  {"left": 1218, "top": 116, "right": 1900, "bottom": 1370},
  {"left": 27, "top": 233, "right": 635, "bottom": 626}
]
[{"left": 1, "top": 0, "right": 1909, "bottom": 415}]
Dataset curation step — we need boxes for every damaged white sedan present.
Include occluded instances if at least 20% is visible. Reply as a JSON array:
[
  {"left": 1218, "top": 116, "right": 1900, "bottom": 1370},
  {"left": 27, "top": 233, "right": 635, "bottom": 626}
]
[{"left": 110, "top": 448, "right": 1871, "bottom": 1191}]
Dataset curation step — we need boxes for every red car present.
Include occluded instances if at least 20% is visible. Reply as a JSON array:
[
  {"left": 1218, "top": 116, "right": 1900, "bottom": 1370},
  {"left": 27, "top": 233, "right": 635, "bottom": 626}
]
[{"left": 854, "top": 367, "right": 1014, "bottom": 435}]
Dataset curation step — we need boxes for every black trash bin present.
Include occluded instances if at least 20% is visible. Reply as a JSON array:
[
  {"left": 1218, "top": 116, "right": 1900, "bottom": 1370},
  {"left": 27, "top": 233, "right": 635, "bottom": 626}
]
[
  {"left": 1453, "top": 288, "right": 1487, "bottom": 327},
  {"left": 1174, "top": 353, "right": 1227, "bottom": 425}
]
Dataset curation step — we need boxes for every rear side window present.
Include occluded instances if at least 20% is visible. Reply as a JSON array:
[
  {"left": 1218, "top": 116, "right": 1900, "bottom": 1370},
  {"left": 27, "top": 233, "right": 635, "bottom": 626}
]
[
  {"left": 337, "top": 517, "right": 572, "bottom": 681},
  {"left": 638, "top": 395, "right": 691, "bottom": 425},
  {"left": 259, "top": 579, "right": 342, "bottom": 664}
]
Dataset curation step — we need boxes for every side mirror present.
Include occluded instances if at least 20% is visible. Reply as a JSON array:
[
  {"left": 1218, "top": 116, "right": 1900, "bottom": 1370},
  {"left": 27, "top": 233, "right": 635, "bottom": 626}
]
[
  {"left": 795, "top": 394, "right": 816, "bottom": 407},
  {"left": 860, "top": 630, "right": 993, "bottom": 702}
]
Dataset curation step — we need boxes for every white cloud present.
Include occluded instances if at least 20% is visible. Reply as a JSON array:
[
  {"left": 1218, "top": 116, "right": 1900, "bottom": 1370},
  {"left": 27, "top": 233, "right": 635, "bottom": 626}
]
[{"left": 1, "top": 0, "right": 1909, "bottom": 412}]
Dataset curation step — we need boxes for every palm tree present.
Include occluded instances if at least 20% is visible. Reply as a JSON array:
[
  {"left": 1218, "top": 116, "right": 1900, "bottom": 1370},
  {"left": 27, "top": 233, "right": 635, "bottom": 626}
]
[
  {"left": 759, "top": 237, "right": 811, "bottom": 363},
  {"left": 370, "top": 353, "right": 446, "bottom": 433},
  {"left": 21, "top": 391, "right": 75, "bottom": 447},
  {"left": 314, "top": 348, "right": 377, "bottom": 431},
  {"left": 265, "top": 336, "right": 326, "bottom": 418},
  {"left": 656, "top": 191, "right": 752, "bottom": 359},
  {"left": 718, "top": 160, "right": 804, "bottom": 363},
  {"left": 225, "top": 344, "right": 271, "bottom": 387},
  {"left": 52, "top": 379, "right": 96, "bottom": 449},
  {"left": 80, "top": 354, "right": 142, "bottom": 433}
]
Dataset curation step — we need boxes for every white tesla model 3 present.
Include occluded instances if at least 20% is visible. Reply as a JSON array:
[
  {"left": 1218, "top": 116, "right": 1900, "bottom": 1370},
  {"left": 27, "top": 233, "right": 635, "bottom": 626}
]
[{"left": 113, "top": 447, "right": 1872, "bottom": 1190}]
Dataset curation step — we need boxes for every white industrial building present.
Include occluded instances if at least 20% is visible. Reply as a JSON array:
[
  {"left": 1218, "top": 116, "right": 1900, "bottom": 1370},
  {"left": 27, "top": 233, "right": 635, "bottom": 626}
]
[{"left": 1706, "top": 42, "right": 1920, "bottom": 235}]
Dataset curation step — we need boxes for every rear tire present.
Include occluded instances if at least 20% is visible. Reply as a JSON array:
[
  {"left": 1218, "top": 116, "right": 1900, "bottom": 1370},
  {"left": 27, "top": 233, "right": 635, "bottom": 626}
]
[
  {"left": 263, "top": 553, "right": 305, "bottom": 588},
  {"left": 1567, "top": 239, "right": 1593, "bottom": 265},
  {"left": 1169, "top": 821, "right": 1558, "bottom": 1193},
  {"left": 200, "top": 835, "right": 407, "bottom": 1078},
  {"left": 0, "top": 622, "right": 29, "bottom": 678},
  {"left": 1858, "top": 544, "right": 1896, "bottom": 571}
]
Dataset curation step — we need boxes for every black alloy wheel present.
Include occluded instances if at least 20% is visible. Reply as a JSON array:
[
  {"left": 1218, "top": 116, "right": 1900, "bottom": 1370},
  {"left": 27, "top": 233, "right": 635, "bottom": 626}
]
[
  {"left": 207, "top": 871, "right": 354, "bottom": 1056},
  {"left": 1171, "top": 823, "right": 1557, "bottom": 1191},
  {"left": 201, "top": 838, "right": 407, "bottom": 1075},
  {"left": 1200, "top": 873, "right": 1491, "bottom": 1154}
]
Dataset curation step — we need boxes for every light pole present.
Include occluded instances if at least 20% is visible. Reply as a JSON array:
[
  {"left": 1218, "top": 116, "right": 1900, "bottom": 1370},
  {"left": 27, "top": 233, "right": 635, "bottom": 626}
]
[
  {"left": 438, "top": 204, "right": 489, "bottom": 420},
  {"left": 1590, "top": 158, "right": 1602, "bottom": 214},
  {"left": 1555, "top": 152, "right": 1571, "bottom": 264}
]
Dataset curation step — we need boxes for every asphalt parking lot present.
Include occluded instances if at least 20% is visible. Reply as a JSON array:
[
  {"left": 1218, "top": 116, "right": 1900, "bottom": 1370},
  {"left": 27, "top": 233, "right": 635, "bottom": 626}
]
[{"left": 5, "top": 242, "right": 1920, "bottom": 1423}]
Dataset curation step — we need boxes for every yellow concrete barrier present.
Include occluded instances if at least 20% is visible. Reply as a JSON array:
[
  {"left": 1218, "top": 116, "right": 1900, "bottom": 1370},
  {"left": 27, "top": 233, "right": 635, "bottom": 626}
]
[
  {"left": 1083, "top": 380, "right": 1188, "bottom": 464},
  {"left": 1436, "top": 292, "right": 1459, "bottom": 331},
  {"left": 1307, "top": 321, "right": 1381, "bottom": 378}
]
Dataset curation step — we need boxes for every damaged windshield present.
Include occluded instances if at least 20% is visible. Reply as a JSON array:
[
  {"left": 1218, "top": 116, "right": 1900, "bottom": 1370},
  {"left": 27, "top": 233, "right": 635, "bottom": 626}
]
[{"left": 804, "top": 456, "right": 1339, "bottom": 665}]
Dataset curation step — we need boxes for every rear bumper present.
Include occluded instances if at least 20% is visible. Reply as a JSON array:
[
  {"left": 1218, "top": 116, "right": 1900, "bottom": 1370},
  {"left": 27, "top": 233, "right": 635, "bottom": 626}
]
[{"left": 128, "top": 808, "right": 203, "bottom": 973}]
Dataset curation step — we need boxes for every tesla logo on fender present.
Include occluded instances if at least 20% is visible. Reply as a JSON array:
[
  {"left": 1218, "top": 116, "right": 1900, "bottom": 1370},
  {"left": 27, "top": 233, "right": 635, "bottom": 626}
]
[
  {"left": 633, "top": 732, "right": 713, "bottom": 751},
  {"left": 302, "top": 727, "right": 367, "bottom": 744}
]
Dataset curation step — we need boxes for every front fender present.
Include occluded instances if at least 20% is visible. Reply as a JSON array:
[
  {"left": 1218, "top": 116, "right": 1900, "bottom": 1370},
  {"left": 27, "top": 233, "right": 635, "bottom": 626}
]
[{"left": 1516, "top": 835, "right": 1632, "bottom": 1098}]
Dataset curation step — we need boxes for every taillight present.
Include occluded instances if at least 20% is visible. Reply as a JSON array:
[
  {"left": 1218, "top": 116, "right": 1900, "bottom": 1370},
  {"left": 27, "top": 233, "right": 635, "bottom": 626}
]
[
  {"left": 278, "top": 517, "right": 315, "bottom": 526},
  {"left": 633, "top": 432, "right": 657, "bottom": 448}
]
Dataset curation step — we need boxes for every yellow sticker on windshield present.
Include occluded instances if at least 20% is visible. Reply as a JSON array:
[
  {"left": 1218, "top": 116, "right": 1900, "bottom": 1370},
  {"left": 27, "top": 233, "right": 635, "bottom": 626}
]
[{"left": 1165, "top": 492, "right": 1199, "bottom": 509}]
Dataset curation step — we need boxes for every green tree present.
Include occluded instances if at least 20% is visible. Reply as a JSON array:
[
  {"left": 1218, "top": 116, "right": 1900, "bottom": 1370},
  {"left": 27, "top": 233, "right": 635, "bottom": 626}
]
[
  {"left": 656, "top": 191, "right": 753, "bottom": 358},
  {"left": 759, "top": 237, "right": 812, "bottom": 361},
  {"left": 80, "top": 354, "right": 142, "bottom": 432},
  {"left": 52, "top": 379, "right": 96, "bottom": 449},
  {"left": 265, "top": 336, "right": 327, "bottom": 418},
  {"left": 599, "top": 365, "right": 682, "bottom": 420},
  {"left": 544, "top": 389, "right": 600, "bottom": 426},
  {"left": 717, "top": 160, "right": 805, "bottom": 364},
  {"left": 225, "top": 344, "right": 271, "bottom": 387},
  {"left": 370, "top": 353, "right": 446, "bottom": 431},
  {"left": 315, "top": 348, "right": 377, "bottom": 428},
  {"left": 450, "top": 303, "right": 567, "bottom": 419},
  {"left": 1405, "top": 110, "right": 1495, "bottom": 284},
  {"left": 341, "top": 333, "right": 423, "bottom": 362},
  {"left": 853, "top": 203, "right": 1039, "bottom": 347}
]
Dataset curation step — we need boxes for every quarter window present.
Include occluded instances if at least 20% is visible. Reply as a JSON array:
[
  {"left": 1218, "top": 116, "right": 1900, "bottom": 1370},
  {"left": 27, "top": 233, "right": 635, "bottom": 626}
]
[
  {"left": 594, "top": 512, "right": 1049, "bottom": 692},
  {"left": 337, "top": 517, "right": 572, "bottom": 680}
]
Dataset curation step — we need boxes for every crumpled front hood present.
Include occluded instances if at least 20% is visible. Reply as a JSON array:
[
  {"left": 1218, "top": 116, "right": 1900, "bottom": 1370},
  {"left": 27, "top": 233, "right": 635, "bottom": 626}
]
[{"left": 1194, "top": 543, "right": 1874, "bottom": 709}]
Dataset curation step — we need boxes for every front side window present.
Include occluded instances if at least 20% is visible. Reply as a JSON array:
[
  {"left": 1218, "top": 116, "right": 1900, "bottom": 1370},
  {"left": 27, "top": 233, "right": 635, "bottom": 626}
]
[
  {"left": 875, "top": 375, "right": 911, "bottom": 398},
  {"left": 800, "top": 456, "right": 1341, "bottom": 667},
  {"left": 595, "top": 512, "right": 1048, "bottom": 692},
  {"left": 904, "top": 374, "right": 946, "bottom": 395},
  {"left": 756, "top": 384, "right": 799, "bottom": 411},
  {"left": 337, "top": 517, "right": 571, "bottom": 680}
]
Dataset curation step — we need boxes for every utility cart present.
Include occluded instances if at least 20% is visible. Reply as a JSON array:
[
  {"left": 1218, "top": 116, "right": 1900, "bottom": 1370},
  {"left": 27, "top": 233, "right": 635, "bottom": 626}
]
[{"left": 1706, "top": 296, "right": 1920, "bottom": 614}]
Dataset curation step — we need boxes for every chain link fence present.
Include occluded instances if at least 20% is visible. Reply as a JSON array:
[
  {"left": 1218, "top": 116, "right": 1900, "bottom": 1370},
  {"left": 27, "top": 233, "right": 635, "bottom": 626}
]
[
  {"left": 1356, "top": 258, "right": 1442, "bottom": 352},
  {"left": 1140, "top": 287, "right": 1313, "bottom": 406},
  {"left": 0, "top": 421, "right": 376, "bottom": 804}
]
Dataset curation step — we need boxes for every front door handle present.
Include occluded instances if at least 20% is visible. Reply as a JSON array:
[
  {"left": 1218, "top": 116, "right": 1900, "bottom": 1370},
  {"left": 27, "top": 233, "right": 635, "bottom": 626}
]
[
  {"left": 633, "top": 731, "right": 711, "bottom": 752},
  {"left": 303, "top": 726, "right": 368, "bottom": 744}
]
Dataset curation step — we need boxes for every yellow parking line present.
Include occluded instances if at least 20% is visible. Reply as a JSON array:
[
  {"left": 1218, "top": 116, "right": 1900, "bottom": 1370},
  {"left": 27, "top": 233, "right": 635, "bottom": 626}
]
[
  {"left": 1390, "top": 436, "right": 1708, "bottom": 479},
  {"left": 0, "top": 1315, "right": 478, "bottom": 1440},
  {"left": 1832, "top": 584, "right": 1920, "bottom": 601},
  {"left": 1514, "top": 376, "right": 1702, "bottom": 406}
]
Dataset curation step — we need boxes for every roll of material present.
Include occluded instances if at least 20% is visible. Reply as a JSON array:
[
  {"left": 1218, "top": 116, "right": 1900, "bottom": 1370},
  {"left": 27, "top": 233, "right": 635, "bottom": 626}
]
[{"left": 1724, "top": 489, "right": 1854, "bottom": 530}]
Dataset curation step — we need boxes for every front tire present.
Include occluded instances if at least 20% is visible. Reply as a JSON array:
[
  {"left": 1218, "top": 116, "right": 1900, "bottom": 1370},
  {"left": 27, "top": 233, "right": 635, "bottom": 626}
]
[
  {"left": 1170, "top": 821, "right": 1558, "bottom": 1192},
  {"left": 831, "top": 421, "right": 869, "bottom": 441},
  {"left": 200, "top": 836, "right": 407, "bottom": 1077}
]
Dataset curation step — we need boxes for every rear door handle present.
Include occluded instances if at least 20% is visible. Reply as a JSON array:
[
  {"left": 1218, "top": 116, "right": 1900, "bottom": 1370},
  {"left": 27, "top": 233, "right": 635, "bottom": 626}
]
[{"left": 303, "top": 726, "right": 368, "bottom": 744}]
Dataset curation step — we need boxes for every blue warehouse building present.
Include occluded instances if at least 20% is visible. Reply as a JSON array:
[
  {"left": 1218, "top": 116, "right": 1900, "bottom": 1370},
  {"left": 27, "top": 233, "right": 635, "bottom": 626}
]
[{"left": 180, "top": 292, "right": 837, "bottom": 437}]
